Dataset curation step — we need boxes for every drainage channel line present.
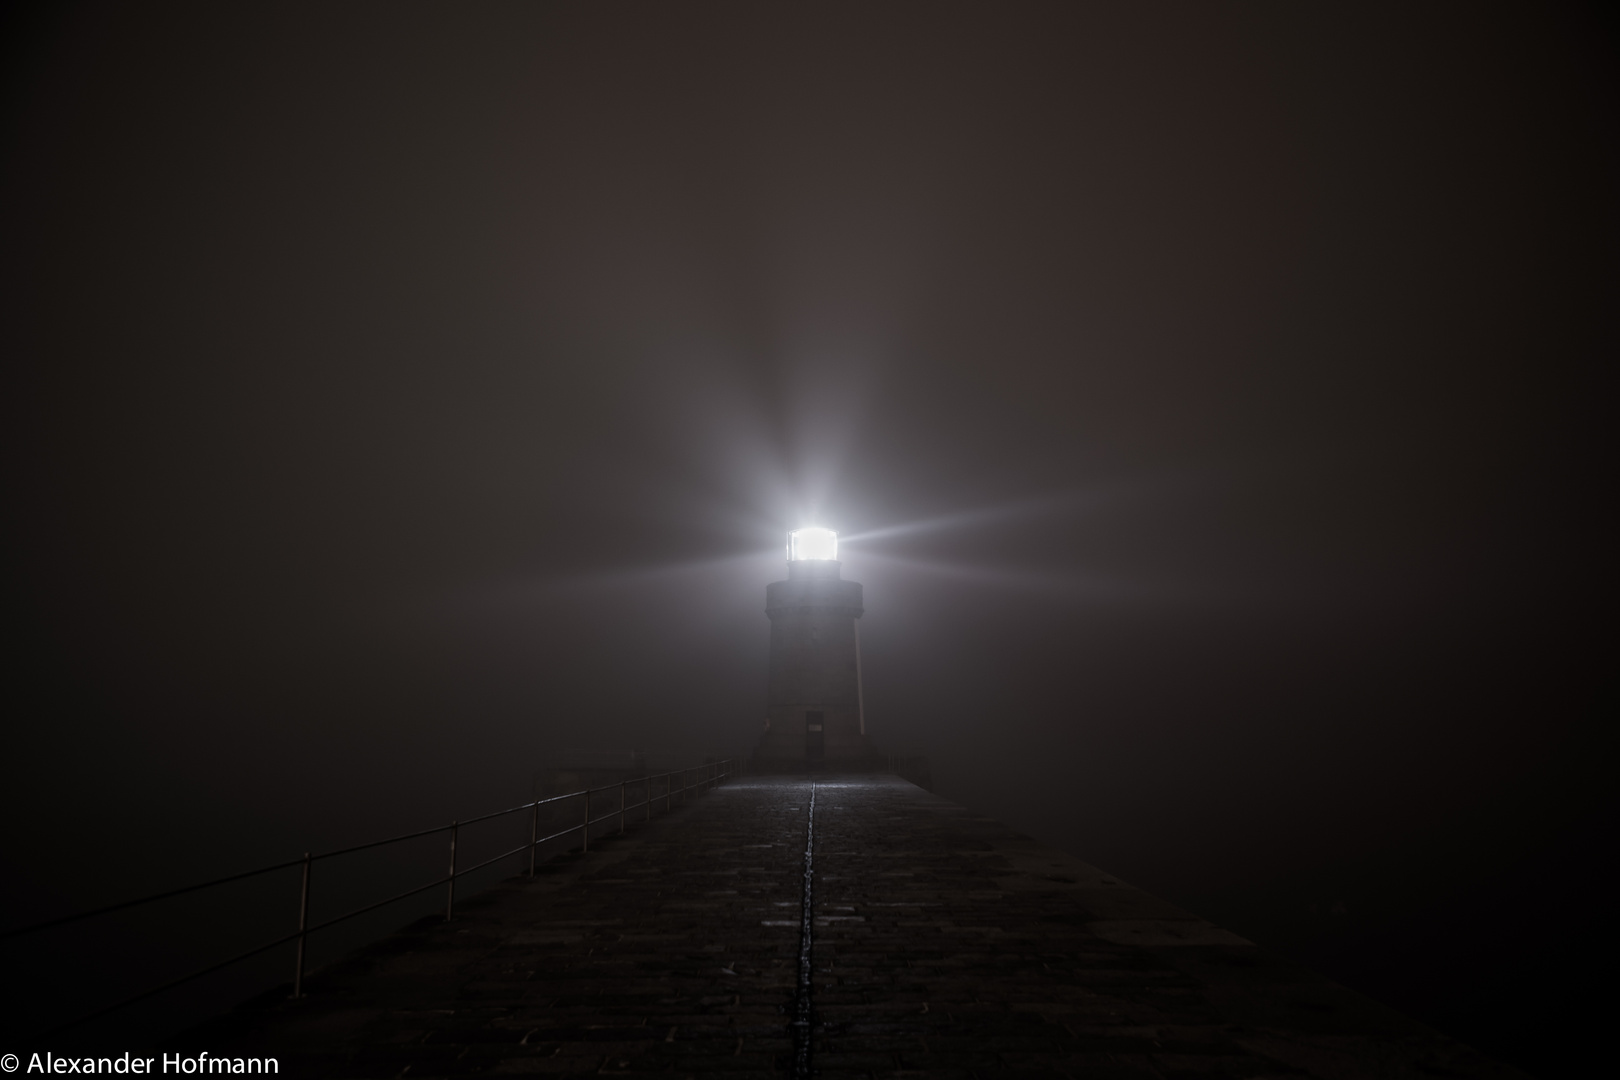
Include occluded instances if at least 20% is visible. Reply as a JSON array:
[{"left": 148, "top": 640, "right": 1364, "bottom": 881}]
[{"left": 792, "top": 781, "right": 817, "bottom": 1079}]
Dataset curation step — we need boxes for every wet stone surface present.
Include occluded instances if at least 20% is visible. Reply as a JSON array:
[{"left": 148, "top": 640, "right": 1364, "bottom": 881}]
[{"left": 191, "top": 776, "right": 1523, "bottom": 1078}]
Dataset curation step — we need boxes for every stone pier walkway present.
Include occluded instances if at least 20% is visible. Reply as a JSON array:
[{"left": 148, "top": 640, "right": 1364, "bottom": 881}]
[{"left": 190, "top": 775, "right": 1522, "bottom": 1078}]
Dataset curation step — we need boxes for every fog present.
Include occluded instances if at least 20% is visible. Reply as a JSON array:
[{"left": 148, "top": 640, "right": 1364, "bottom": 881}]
[{"left": 3, "top": 2, "right": 1613, "bottom": 1071}]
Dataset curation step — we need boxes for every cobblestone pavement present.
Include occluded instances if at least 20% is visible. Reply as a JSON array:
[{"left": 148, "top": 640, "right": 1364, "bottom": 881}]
[{"left": 189, "top": 775, "right": 1523, "bottom": 1078}]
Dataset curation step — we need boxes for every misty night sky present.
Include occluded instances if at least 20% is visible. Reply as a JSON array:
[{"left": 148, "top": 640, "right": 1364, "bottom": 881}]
[{"left": 2, "top": 2, "right": 1615, "bottom": 1070}]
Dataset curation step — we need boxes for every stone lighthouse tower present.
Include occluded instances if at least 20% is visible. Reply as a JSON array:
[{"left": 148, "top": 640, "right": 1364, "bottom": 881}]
[{"left": 753, "top": 528, "right": 876, "bottom": 768}]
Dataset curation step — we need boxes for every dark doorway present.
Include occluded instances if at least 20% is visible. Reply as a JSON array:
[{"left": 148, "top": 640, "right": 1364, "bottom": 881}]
[{"left": 806, "top": 711, "right": 824, "bottom": 760}]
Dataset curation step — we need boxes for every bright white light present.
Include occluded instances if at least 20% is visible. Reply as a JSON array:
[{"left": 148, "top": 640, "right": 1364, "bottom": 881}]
[{"left": 788, "top": 527, "right": 838, "bottom": 562}]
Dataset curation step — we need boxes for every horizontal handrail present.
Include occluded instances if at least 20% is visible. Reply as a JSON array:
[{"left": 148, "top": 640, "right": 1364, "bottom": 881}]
[
  {"left": 61, "top": 928, "right": 309, "bottom": 1033},
  {"left": 3, "top": 763, "right": 729, "bottom": 941},
  {"left": 23, "top": 758, "right": 734, "bottom": 1036},
  {"left": 0, "top": 858, "right": 311, "bottom": 941},
  {"left": 303, "top": 873, "right": 454, "bottom": 939}
]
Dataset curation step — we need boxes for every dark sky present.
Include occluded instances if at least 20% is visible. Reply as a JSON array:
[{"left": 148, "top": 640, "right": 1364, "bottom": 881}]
[{"left": 3, "top": 1, "right": 1614, "bottom": 1069}]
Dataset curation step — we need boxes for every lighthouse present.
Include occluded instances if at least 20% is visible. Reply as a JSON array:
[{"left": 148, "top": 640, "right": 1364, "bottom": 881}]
[{"left": 752, "top": 528, "right": 877, "bottom": 768}]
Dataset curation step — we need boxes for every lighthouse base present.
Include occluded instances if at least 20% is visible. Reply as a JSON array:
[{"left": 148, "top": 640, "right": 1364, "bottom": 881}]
[{"left": 750, "top": 705, "right": 883, "bottom": 771}]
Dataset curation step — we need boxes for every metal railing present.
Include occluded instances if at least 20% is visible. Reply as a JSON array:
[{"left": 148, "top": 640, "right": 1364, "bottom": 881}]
[{"left": 3, "top": 759, "right": 735, "bottom": 1031}]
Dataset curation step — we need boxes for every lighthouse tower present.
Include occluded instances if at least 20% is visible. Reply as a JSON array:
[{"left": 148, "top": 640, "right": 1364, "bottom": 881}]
[{"left": 753, "top": 528, "right": 877, "bottom": 768}]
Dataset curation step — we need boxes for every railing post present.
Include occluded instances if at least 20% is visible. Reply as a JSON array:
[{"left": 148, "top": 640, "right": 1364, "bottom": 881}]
[
  {"left": 292, "top": 852, "right": 311, "bottom": 998},
  {"left": 529, "top": 798, "right": 540, "bottom": 877},
  {"left": 445, "top": 822, "right": 458, "bottom": 921},
  {"left": 645, "top": 775, "right": 651, "bottom": 821},
  {"left": 581, "top": 790, "right": 589, "bottom": 853},
  {"left": 620, "top": 781, "right": 626, "bottom": 834}
]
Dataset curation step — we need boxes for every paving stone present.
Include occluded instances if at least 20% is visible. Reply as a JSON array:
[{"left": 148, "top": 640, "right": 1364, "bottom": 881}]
[{"left": 184, "top": 775, "right": 1523, "bottom": 1078}]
